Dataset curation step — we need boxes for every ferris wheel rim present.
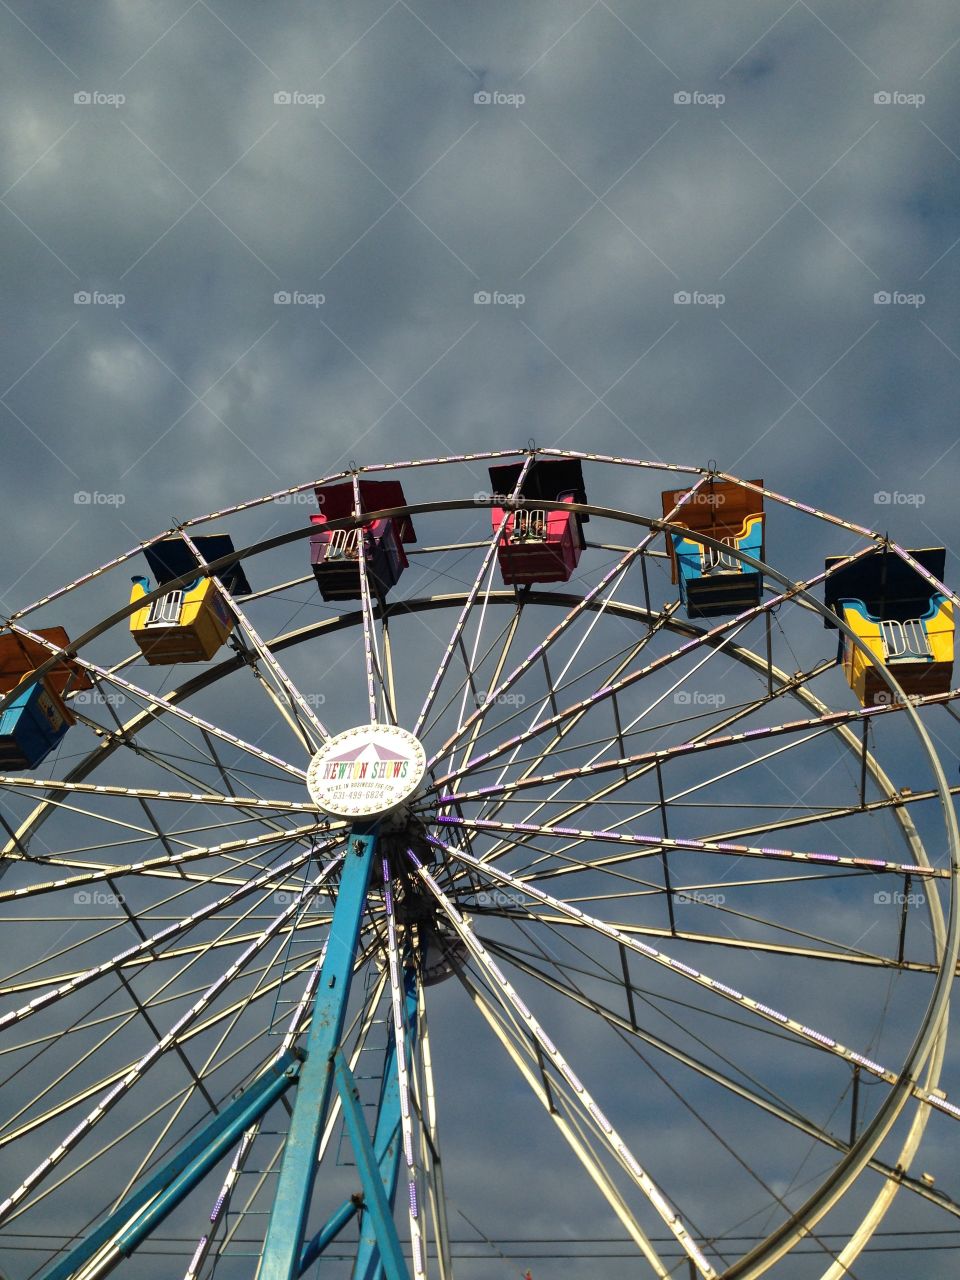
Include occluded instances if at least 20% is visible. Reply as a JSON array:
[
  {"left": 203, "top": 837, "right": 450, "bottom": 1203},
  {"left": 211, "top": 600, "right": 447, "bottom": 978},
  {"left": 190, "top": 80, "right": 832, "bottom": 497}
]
[{"left": 1, "top": 458, "right": 958, "bottom": 1278}]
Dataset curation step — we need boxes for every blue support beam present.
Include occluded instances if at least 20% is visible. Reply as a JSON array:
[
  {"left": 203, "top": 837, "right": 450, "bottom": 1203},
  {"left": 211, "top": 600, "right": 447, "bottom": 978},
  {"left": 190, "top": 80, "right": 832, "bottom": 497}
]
[
  {"left": 298, "top": 1005, "right": 408, "bottom": 1275},
  {"left": 298, "top": 1198, "right": 359, "bottom": 1274},
  {"left": 261, "top": 826, "right": 379, "bottom": 1280},
  {"left": 39, "top": 1050, "right": 301, "bottom": 1280},
  {"left": 353, "top": 967, "right": 418, "bottom": 1280},
  {"left": 296, "top": 1091, "right": 403, "bottom": 1275},
  {"left": 333, "top": 1051, "right": 410, "bottom": 1280}
]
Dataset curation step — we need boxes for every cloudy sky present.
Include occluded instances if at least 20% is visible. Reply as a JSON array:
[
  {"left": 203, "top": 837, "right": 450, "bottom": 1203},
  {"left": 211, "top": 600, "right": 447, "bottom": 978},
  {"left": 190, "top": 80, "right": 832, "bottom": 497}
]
[
  {"left": 2, "top": 2, "right": 960, "bottom": 1277},
  {"left": 2, "top": 0, "right": 960, "bottom": 591}
]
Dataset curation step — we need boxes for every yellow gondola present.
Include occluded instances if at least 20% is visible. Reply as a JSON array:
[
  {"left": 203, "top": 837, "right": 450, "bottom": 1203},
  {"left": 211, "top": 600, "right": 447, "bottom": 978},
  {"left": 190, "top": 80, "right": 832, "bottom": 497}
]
[
  {"left": 129, "top": 535, "right": 250, "bottom": 665},
  {"left": 824, "top": 547, "right": 954, "bottom": 707}
]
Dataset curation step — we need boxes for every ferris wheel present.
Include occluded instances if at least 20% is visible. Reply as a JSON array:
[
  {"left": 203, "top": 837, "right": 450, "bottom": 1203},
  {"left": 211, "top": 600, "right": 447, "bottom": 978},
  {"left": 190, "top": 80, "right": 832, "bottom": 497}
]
[{"left": 0, "top": 448, "right": 957, "bottom": 1280}]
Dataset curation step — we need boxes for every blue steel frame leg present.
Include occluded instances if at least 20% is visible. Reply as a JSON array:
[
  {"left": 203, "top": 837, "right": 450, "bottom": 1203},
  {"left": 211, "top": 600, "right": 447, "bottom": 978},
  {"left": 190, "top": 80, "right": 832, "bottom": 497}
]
[
  {"left": 350, "top": 962, "right": 417, "bottom": 1274},
  {"left": 297, "top": 1061, "right": 403, "bottom": 1276},
  {"left": 261, "top": 826, "right": 380, "bottom": 1280},
  {"left": 352, "top": 966, "right": 418, "bottom": 1280},
  {"left": 298, "top": 1200, "right": 359, "bottom": 1274},
  {"left": 38, "top": 1050, "right": 302, "bottom": 1280},
  {"left": 333, "top": 1051, "right": 410, "bottom": 1280}
]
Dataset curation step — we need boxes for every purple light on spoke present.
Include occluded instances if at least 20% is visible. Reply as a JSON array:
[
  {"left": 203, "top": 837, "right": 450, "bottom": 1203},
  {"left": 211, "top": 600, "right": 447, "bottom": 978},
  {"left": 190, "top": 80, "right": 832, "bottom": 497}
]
[
  {"left": 562, "top": 1064, "right": 583, "bottom": 1092},
  {"left": 850, "top": 1053, "right": 885, "bottom": 1075},
  {"left": 801, "top": 1027, "right": 836, "bottom": 1047},
  {"left": 444, "top": 820, "right": 898, "bottom": 876},
  {"left": 756, "top": 1003, "right": 789, "bottom": 1024}
]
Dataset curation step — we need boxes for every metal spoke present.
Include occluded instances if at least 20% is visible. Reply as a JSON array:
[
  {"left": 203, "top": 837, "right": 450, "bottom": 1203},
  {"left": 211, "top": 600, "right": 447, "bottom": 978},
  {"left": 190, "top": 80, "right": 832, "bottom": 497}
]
[
  {"left": 350, "top": 474, "right": 391, "bottom": 724},
  {"left": 413, "top": 454, "right": 534, "bottom": 738},
  {"left": 1, "top": 620, "right": 306, "bottom": 781},
  {"left": 480, "top": 934, "right": 960, "bottom": 1223},
  {"left": 428, "top": 549, "right": 876, "bottom": 797},
  {"left": 478, "top": 597, "right": 683, "bottom": 829},
  {"left": 0, "top": 773, "right": 317, "bottom": 813},
  {"left": 437, "top": 815, "right": 947, "bottom": 881},
  {"left": 382, "top": 852, "right": 426, "bottom": 1279},
  {"left": 429, "top": 701, "right": 908, "bottom": 807},
  {"left": 412, "top": 982, "right": 453, "bottom": 1280},
  {"left": 0, "top": 839, "right": 342, "bottom": 1024},
  {"left": 427, "top": 476, "right": 716, "bottom": 771},
  {"left": 458, "top": 967, "right": 674, "bottom": 1279},
  {"left": 408, "top": 845, "right": 719, "bottom": 1278},
  {"left": 181, "top": 951, "right": 326, "bottom": 1280},
  {"left": 0, "top": 852, "right": 342, "bottom": 1225},
  {"left": 177, "top": 526, "right": 329, "bottom": 751},
  {"left": 438, "top": 840, "right": 960, "bottom": 1121}
]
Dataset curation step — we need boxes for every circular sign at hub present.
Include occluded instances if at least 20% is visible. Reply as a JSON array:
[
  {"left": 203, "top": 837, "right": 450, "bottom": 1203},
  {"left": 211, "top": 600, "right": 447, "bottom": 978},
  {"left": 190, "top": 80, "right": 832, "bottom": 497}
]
[{"left": 307, "top": 723, "right": 426, "bottom": 819}]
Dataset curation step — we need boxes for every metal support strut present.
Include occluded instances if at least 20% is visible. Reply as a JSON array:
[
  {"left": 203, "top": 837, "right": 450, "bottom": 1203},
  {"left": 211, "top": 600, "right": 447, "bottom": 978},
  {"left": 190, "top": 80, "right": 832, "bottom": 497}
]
[{"left": 261, "top": 826, "right": 393, "bottom": 1280}]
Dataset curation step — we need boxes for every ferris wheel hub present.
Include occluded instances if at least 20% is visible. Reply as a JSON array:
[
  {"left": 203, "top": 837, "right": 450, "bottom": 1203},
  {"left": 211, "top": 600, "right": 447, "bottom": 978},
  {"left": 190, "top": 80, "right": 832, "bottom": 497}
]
[{"left": 306, "top": 723, "right": 426, "bottom": 820}]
